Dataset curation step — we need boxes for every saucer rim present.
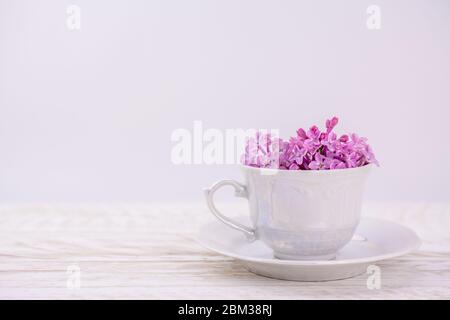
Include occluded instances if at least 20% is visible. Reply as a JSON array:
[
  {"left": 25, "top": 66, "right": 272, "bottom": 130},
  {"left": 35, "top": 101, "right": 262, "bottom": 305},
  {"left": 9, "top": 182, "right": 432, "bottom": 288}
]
[{"left": 196, "top": 217, "right": 422, "bottom": 266}]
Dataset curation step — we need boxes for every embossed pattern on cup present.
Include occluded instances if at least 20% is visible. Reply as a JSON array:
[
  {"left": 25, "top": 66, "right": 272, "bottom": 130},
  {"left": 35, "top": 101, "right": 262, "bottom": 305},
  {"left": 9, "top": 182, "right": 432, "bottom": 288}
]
[{"left": 204, "top": 164, "right": 372, "bottom": 260}]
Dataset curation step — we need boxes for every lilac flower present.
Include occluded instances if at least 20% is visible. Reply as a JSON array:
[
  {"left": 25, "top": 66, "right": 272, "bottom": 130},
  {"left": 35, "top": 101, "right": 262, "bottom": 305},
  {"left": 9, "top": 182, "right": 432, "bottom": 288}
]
[
  {"left": 308, "top": 153, "right": 328, "bottom": 170},
  {"left": 286, "top": 137, "right": 307, "bottom": 165},
  {"left": 241, "top": 132, "right": 283, "bottom": 169},
  {"left": 325, "top": 116, "right": 339, "bottom": 134},
  {"left": 296, "top": 128, "right": 308, "bottom": 141},
  {"left": 241, "top": 116, "right": 378, "bottom": 170},
  {"left": 329, "top": 159, "right": 347, "bottom": 170},
  {"left": 303, "top": 125, "right": 321, "bottom": 154}
]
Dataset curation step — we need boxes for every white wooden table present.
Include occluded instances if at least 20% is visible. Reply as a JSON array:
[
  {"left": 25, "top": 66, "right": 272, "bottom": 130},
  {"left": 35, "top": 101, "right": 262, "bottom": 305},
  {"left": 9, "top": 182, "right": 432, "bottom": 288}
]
[{"left": 0, "top": 203, "right": 449, "bottom": 299}]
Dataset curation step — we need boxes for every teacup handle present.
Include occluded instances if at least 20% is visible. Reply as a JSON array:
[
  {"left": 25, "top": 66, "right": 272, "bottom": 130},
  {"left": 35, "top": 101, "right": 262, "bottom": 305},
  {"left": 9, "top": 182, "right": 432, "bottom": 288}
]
[{"left": 204, "top": 179, "right": 256, "bottom": 241}]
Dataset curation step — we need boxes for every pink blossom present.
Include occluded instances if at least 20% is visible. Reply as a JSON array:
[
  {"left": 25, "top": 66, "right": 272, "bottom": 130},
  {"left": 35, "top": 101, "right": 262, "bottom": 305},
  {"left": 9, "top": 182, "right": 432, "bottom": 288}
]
[
  {"left": 326, "top": 116, "right": 339, "bottom": 134},
  {"left": 308, "top": 153, "right": 328, "bottom": 170},
  {"left": 241, "top": 116, "right": 378, "bottom": 170}
]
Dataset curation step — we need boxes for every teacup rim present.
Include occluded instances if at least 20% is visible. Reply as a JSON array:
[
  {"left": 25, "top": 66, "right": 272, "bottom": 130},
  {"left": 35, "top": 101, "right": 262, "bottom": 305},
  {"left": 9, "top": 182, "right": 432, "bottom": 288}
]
[{"left": 240, "top": 163, "right": 374, "bottom": 175}]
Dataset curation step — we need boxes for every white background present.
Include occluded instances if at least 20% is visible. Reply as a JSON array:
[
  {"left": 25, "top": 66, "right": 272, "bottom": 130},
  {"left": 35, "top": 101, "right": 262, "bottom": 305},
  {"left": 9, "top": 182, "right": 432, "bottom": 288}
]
[{"left": 1, "top": 0, "right": 449, "bottom": 203}]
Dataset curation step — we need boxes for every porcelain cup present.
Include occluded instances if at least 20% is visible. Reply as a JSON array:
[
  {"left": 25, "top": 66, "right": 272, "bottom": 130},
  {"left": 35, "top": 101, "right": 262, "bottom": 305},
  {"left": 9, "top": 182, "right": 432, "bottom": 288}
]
[{"left": 204, "top": 164, "right": 372, "bottom": 260}]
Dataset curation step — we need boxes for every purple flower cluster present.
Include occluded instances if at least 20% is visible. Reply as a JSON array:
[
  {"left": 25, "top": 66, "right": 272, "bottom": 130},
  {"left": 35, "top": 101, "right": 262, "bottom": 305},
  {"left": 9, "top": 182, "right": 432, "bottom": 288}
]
[{"left": 241, "top": 116, "right": 378, "bottom": 170}]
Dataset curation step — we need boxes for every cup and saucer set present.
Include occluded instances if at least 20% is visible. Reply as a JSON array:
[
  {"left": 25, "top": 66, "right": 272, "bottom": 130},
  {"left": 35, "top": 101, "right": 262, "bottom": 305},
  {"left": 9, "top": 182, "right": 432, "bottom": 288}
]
[{"left": 198, "top": 164, "right": 420, "bottom": 281}]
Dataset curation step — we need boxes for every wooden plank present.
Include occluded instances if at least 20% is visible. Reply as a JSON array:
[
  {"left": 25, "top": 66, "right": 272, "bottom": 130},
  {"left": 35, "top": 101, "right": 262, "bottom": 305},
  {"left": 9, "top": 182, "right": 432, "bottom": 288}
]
[{"left": 0, "top": 203, "right": 449, "bottom": 299}]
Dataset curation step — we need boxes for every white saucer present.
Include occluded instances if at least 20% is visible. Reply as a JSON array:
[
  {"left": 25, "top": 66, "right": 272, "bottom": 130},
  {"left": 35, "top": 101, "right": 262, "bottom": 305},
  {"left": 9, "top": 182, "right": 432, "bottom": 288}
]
[{"left": 197, "top": 217, "right": 421, "bottom": 281}]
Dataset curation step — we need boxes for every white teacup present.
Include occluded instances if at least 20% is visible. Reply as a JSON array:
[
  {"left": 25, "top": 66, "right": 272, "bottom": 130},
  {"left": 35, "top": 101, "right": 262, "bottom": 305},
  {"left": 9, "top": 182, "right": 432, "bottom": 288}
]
[{"left": 204, "top": 164, "right": 372, "bottom": 260}]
